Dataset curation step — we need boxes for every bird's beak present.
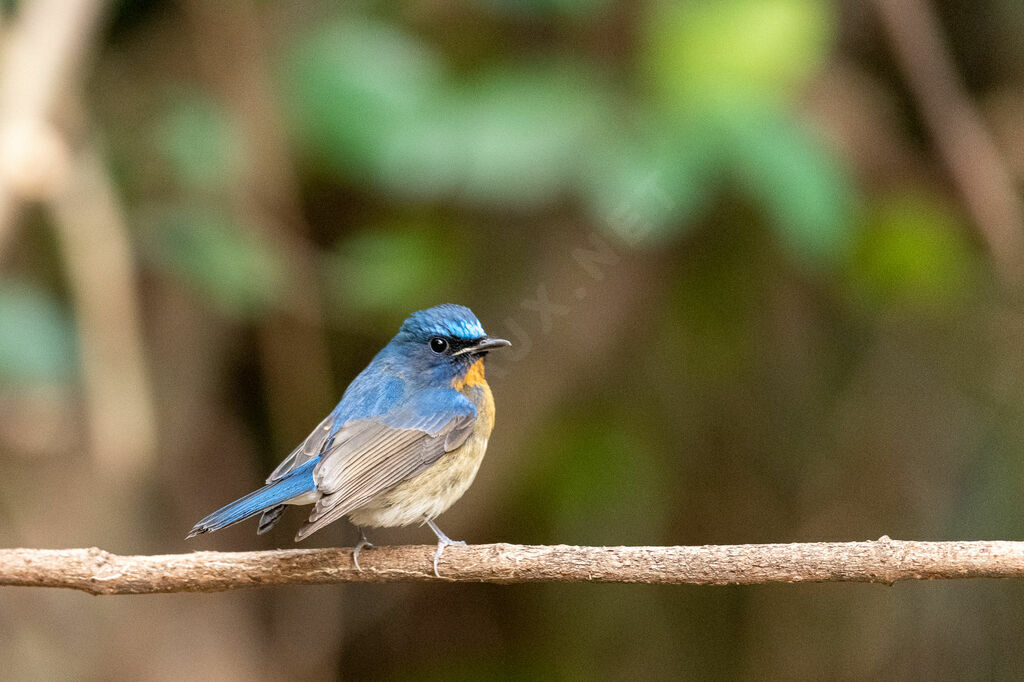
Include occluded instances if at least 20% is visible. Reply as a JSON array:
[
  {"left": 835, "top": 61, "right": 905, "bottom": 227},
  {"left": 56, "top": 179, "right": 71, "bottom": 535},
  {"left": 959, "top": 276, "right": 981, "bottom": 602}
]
[{"left": 454, "top": 337, "right": 512, "bottom": 356}]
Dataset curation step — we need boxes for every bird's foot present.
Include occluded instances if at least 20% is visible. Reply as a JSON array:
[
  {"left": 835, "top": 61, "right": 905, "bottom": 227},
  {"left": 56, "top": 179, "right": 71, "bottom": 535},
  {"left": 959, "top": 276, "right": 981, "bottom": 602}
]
[
  {"left": 352, "top": 529, "right": 373, "bottom": 571},
  {"left": 426, "top": 518, "right": 465, "bottom": 578},
  {"left": 432, "top": 537, "right": 466, "bottom": 578}
]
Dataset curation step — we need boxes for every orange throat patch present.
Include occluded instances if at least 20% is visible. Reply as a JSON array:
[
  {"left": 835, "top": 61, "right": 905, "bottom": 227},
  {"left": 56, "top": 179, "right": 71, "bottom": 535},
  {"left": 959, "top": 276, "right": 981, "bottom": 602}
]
[{"left": 452, "top": 358, "right": 486, "bottom": 391}]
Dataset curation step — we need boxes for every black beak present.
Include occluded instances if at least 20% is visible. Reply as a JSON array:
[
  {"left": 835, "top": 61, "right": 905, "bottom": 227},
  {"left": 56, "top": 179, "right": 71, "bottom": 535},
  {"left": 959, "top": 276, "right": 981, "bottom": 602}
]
[{"left": 456, "top": 337, "right": 511, "bottom": 356}]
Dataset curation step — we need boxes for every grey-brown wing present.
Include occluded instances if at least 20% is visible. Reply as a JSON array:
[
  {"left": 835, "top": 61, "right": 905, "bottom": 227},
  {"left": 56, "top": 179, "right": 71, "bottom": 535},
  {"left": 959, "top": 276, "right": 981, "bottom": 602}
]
[
  {"left": 265, "top": 414, "right": 336, "bottom": 483},
  {"left": 293, "top": 412, "right": 476, "bottom": 540}
]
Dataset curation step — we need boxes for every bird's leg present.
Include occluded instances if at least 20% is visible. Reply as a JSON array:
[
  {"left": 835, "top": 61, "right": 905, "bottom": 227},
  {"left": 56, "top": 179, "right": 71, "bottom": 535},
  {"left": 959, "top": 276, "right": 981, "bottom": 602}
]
[
  {"left": 352, "top": 527, "right": 373, "bottom": 571},
  {"left": 426, "top": 518, "right": 466, "bottom": 578}
]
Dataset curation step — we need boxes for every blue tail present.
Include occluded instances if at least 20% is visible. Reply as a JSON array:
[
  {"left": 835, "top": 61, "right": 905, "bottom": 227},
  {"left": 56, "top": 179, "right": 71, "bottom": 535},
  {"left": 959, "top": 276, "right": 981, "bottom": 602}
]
[{"left": 186, "top": 459, "right": 317, "bottom": 538}]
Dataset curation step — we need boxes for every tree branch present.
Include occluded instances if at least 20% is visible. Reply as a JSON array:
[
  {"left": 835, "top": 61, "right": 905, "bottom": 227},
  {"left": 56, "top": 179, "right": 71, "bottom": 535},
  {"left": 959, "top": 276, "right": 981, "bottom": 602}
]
[
  {"left": 2, "top": 538, "right": 1024, "bottom": 595},
  {"left": 0, "top": 0, "right": 110, "bottom": 257},
  {"left": 870, "top": 0, "right": 1024, "bottom": 281}
]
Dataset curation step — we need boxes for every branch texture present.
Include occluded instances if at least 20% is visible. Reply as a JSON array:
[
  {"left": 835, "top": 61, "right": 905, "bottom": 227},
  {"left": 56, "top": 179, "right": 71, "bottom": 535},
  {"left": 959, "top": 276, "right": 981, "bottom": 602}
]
[{"left": 2, "top": 538, "right": 1024, "bottom": 595}]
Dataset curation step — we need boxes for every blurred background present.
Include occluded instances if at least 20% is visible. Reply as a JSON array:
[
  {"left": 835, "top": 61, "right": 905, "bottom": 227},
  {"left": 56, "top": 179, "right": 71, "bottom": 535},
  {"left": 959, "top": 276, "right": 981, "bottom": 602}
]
[{"left": 1, "top": 0, "right": 1024, "bottom": 678}]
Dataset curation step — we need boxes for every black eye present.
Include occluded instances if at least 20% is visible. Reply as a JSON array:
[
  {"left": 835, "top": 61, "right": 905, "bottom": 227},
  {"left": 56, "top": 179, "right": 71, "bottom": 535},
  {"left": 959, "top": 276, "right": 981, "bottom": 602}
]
[{"left": 429, "top": 337, "right": 449, "bottom": 354}]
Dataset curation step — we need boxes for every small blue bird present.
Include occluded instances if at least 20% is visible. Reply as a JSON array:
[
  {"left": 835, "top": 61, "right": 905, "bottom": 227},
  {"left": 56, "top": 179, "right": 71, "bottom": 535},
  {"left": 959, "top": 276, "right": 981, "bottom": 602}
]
[{"left": 188, "top": 304, "right": 510, "bottom": 576}]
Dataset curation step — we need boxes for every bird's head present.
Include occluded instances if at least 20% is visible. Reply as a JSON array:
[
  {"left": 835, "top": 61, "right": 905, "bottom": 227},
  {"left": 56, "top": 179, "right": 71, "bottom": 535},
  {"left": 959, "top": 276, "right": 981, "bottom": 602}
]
[{"left": 388, "top": 304, "right": 510, "bottom": 383}]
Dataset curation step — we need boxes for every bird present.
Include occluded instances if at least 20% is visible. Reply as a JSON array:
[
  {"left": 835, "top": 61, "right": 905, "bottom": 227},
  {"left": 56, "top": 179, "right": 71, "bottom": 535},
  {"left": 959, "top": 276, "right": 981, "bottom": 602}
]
[{"left": 187, "top": 303, "right": 510, "bottom": 577}]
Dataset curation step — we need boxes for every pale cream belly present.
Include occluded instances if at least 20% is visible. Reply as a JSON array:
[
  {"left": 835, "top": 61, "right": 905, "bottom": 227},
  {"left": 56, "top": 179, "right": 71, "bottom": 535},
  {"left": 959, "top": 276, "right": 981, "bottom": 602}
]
[{"left": 347, "top": 432, "right": 490, "bottom": 528}]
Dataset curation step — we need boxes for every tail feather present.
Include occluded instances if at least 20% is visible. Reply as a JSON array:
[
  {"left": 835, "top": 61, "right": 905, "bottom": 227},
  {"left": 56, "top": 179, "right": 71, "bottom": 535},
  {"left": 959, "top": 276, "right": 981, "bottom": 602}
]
[{"left": 187, "top": 459, "right": 317, "bottom": 538}]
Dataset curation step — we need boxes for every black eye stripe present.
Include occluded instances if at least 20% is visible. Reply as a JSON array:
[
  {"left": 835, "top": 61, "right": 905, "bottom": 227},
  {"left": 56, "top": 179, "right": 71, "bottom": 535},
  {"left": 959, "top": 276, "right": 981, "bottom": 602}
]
[{"left": 427, "top": 336, "right": 486, "bottom": 355}]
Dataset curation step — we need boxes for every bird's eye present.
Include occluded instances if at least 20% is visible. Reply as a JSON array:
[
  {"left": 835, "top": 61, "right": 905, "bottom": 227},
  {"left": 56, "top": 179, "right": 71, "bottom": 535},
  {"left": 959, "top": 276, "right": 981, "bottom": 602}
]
[{"left": 429, "top": 337, "right": 449, "bottom": 354}]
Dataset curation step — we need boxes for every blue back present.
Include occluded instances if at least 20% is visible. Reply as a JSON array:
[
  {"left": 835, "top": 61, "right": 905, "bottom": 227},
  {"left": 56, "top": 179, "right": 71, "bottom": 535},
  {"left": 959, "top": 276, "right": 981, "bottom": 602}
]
[{"left": 329, "top": 304, "right": 487, "bottom": 430}]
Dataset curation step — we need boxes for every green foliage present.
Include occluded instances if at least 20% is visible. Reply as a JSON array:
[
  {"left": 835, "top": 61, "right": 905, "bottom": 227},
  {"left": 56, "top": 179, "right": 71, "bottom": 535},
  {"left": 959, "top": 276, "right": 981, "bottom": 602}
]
[
  {"left": 419, "top": 64, "right": 612, "bottom": 206},
  {"left": 323, "top": 224, "right": 464, "bottom": 315},
  {"left": 644, "top": 0, "right": 834, "bottom": 105},
  {"left": 283, "top": 19, "right": 446, "bottom": 176},
  {"left": 475, "top": 0, "right": 613, "bottom": 18},
  {"left": 285, "top": 22, "right": 611, "bottom": 206},
  {"left": 0, "top": 282, "right": 75, "bottom": 384},
  {"left": 723, "top": 105, "right": 854, "bottom": 262},
  {"left": 143, "top": 206, "right": 286, "bottom": 317},
  {"left": 153, "top": 91, "right": 243, "bottom": 194},
  {"left": 582, "top": 114, "right": 715, "bottom": 245},
  {"left": 846, "top": 193, "right": 978, "bottom": 308},
  {"left": 637, "top": 0, "right": 852, "bottom": 262},
  {"left": 280, "top": 3, "right": 853, "bottom": 265}
]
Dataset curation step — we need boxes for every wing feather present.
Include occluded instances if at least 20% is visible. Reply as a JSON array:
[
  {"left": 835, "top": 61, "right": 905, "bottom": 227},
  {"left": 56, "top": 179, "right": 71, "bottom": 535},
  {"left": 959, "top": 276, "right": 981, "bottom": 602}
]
[
  {"left": 294, "top": 391, "right": 477, "bottom": 540},
  {"left": 266, "top": 414, "right": 335, "bottom": 483}
]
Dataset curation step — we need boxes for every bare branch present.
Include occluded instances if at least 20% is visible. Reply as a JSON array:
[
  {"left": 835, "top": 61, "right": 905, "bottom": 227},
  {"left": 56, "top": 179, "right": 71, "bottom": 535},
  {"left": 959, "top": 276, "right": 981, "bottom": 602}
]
[
  {"left": 2, "top": 539, "right": 1024, "bottom": 595},
  {"left": 49, "top": 139, "right": 158, "bottom": 478},
  {"left": 870, "top": 0, "right": 1024, "bottom": 281},
  {"left": 0, "top": 0, "right": 110, "bottom": 255}
]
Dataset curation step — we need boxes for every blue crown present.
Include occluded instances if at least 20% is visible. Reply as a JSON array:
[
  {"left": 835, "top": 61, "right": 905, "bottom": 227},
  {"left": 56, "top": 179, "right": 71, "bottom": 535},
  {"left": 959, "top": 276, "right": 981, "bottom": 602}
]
[{"left": 400, "top": 304, "right": 486, "bottom": 341}]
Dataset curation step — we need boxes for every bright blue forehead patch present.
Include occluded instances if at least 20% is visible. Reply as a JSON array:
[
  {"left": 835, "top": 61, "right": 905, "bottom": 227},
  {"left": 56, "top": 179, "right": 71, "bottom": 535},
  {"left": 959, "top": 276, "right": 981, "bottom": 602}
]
[{"left": 400, "top": 304, "right": 486, "bottom": 340}]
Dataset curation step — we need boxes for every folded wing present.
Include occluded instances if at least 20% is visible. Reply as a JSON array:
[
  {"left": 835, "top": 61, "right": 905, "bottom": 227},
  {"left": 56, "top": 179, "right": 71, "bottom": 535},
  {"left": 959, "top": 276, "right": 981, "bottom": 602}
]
[{"left": 294, "top": 389, "right": 477, "bottom": 540}]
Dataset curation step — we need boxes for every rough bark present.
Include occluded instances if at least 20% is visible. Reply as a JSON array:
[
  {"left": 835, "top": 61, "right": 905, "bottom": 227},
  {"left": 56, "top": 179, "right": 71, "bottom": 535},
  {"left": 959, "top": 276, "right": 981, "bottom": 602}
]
[{"left": 2, "top": 538, "right": 1024, "bottom": 595}]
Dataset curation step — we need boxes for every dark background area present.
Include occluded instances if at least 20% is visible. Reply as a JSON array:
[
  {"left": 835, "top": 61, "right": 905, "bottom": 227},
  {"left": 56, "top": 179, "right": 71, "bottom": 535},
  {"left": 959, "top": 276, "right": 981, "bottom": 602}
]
[{"left": 1, "top": 0, "right": 1024, "bottom": 678}]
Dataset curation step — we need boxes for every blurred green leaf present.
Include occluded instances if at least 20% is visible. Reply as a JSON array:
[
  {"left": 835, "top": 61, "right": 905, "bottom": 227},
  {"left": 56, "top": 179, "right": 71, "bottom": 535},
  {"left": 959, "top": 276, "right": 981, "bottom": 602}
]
[
  {"left": 283, "top": 20, "right": 620, "bottom": 208},
  {"left": 454, "top": 64, "right": 613, "bottom": 205},
  {"left": 282, "top": 19, "right": 445, "bottom": 175},
  {"left": 324, "top": 225, "right": 462, "bottom": 315},
  {"left": 280, "top": 5, "right": 851, "bottom": 266},
  {"left": 144, "top": 206, "right": 286, "bottom": 317},
  {"left": 846, "top": 192, "right": 978, "bottom": 308},
  {"left": 475, "top": 0, "right": 613, "bottom": 18},
  {"left": 644, "top": 0, "right": 834, "bottom": 107},
  {"left": 723, "top": 105, "right": 854, "bottom": 263},
  {"left": 375, "top": 62, "right": 615, "bottom": 206},
  {"left": 632, "top": 0, "right": 843, "bottom": 253},
  {"left": 584, "top": 114, "right": 719, "bottom": 245},
  {"left": 153, "top": 91, "right": 242, "bottom": 193},
  {"left": 0, "top": 283, "right": 75, "bottom": 384}
]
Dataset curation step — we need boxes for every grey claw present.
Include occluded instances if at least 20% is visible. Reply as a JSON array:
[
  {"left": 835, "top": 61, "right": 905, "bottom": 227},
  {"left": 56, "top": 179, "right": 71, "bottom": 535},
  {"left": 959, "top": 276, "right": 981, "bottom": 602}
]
[
  {"left": 352, "top": 530, "right": 373, "bottom": 571},
  {"left": 433, "top": 542, "right": 444, "bottom": 578},
  {"left": 431, "top": 538, "right": 467, "bottom": 578},
  {"left": 425, "top": 518, "right": 465, "bottom": 578}
]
